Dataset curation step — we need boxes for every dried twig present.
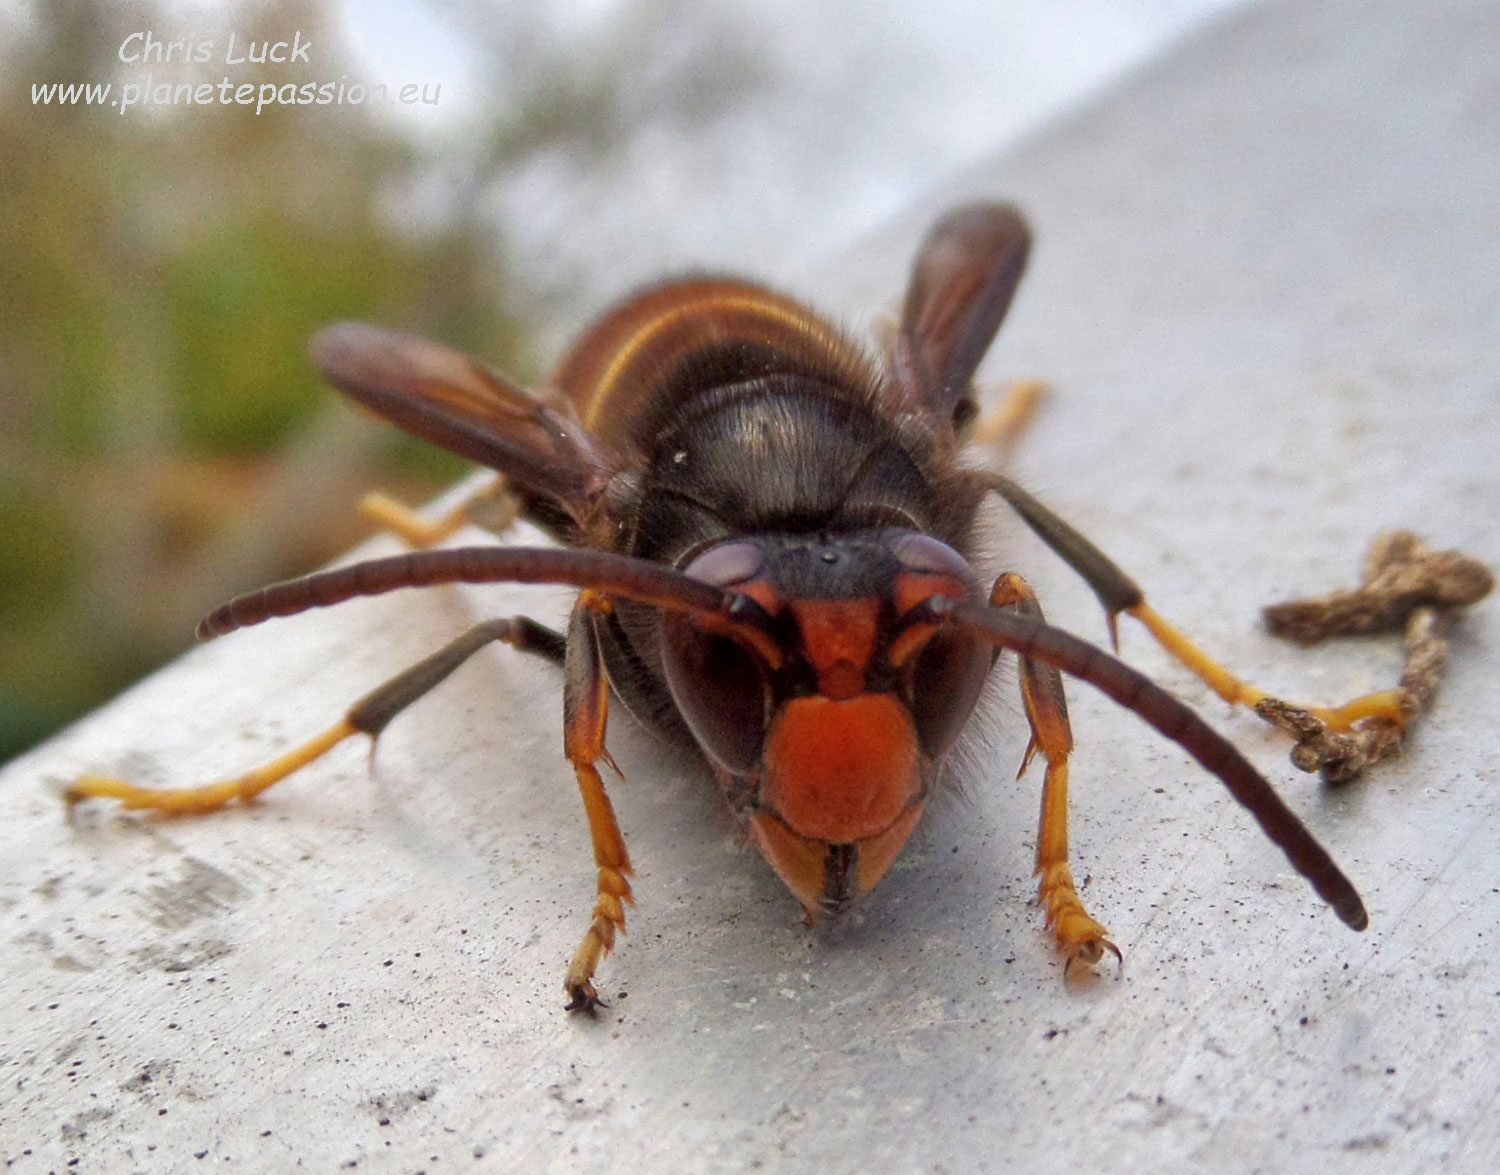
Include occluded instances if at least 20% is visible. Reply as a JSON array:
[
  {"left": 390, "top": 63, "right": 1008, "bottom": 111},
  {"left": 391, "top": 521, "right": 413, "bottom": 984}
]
[
  {"left": 1263, "top": 531, "right": 1493, "bottom": 645},
  {"left": 1253, "top": 532, "right": 1492, "bottom": 783}
]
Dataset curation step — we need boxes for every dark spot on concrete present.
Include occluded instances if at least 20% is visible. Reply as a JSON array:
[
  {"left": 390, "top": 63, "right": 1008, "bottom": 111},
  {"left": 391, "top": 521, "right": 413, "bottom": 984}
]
[
  {"left": 52, "top": 1036, "right": 85, "bottom": 1065},
  {"left": 133, "top": 938, "right": 234, "bottom": 973},
  {"left": 121, "top": 1060, "right": 177, "bottom": 1097},
  {"left": 59, "top": 1107, "right": 112, "bottom": 1141},
  {"left": 144, "top": 858, "right": 249, "bottom": 931},
  {"left": 33, "top": 876, "right": 64, "bottom": 900},
  {"left": 366, "top": 1085, "right": 439, "bottom": 1124}
]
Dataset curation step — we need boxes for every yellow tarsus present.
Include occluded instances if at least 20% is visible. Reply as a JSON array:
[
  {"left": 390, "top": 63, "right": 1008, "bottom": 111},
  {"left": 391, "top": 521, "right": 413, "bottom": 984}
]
[
  {"left": 1127, "top": 602, "right": 1409, "bottom": 731},
  {"left": 66, "top": 720, "right": 358, "bottom": 815},
  {"left": 359, "top": 491, "right": 472, "bottom": 548},
  {"left": 973, "top": 379, "right": 1048, "bottom": 449}
]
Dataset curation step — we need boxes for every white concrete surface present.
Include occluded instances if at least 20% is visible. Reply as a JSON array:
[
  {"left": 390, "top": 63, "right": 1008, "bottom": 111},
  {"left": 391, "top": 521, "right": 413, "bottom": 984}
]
[{"left": 4, "top": 0, "right": 1498, "bottom": 1170}]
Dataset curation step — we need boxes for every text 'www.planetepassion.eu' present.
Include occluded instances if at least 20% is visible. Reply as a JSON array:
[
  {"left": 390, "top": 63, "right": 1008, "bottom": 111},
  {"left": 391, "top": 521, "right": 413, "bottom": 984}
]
[{"left": 29, "top": 29, "right": 442, "bottom": 117}]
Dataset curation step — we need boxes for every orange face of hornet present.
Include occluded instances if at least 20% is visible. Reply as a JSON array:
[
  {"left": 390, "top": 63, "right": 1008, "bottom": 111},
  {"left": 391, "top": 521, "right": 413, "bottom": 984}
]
[{"left": 663, "top": 531, "right": 992, "bottom": 918}]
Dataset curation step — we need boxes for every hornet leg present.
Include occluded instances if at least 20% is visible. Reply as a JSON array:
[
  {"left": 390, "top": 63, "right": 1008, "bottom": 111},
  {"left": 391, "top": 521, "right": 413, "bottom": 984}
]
[
  {"left": 986, "top": 475, "right": 1407, "bottom": 732},
  {"left": 560, "top": 593, "right": 634, "bottom": 1014},
  {"left": 360, "top": 475, "right": 517, "bottom": 547},
  {"left": 66, "top": 617, "right": 564, "bottom": 814},
  {"left": 990, "top": 573, "right": 1121, "bottom": 975}
]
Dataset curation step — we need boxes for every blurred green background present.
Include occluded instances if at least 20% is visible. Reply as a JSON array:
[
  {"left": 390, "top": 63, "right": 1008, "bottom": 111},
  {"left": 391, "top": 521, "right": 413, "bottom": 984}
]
[{"left": 4, "top": 2, "right": 490, "bottom": 761}]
